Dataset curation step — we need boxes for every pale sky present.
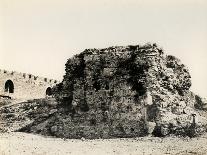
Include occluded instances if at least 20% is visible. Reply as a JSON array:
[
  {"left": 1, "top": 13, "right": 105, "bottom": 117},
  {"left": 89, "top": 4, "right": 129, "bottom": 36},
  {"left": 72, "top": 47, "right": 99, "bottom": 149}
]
[{"left": 0, "top": 0, "right": 207, "bottom": 97}]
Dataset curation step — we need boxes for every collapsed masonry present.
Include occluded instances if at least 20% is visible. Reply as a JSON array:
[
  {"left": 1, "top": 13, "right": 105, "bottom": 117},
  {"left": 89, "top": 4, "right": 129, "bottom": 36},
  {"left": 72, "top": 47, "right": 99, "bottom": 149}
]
[{"left": 24, "top": 43, "right": 207, "bottom": 138}]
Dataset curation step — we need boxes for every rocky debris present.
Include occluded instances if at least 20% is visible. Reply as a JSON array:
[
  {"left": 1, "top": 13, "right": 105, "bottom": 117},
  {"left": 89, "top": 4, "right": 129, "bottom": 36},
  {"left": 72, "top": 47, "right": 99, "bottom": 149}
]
[
  {"left": 0, "top": 98, "right": 58, "bottom": 132},
  {"left": 0, "top": 98, "right": 12, "bottom": 107},
  {"left": 194, "top": 95, "right": 207, "bottom": 110}
]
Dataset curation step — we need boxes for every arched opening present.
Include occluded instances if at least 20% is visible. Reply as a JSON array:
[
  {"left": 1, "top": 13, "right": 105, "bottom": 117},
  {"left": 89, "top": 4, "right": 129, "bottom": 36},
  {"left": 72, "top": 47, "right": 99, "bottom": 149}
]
[
  {"left": 4, "top": 80, "right": 14, "bottom": 93},
  {"left": 46, "top": 87, "right": 52, "bottom": 96}
]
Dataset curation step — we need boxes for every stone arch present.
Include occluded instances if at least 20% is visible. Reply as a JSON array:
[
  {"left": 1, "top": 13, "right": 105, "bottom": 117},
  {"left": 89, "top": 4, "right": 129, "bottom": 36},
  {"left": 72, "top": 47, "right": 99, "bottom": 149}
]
[
  {"left": 46, "top": 87, "right": 52, "bottom": 96},
  {"left": 5, "top": 80, "right": 14, "bottom": 93}
]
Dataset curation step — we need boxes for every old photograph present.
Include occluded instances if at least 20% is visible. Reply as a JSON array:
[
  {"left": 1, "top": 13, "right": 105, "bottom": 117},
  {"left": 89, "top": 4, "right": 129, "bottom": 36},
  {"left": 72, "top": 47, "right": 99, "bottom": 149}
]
[{"left": 0, "top": 0, "right": 207, "bottom": 154}]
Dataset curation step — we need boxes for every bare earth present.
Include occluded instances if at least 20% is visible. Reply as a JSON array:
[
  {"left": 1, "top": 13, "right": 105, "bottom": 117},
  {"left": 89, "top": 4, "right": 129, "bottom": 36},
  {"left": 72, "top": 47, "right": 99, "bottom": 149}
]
[{"left": 0, "top": 132, "right": 207, "bottom": 155}]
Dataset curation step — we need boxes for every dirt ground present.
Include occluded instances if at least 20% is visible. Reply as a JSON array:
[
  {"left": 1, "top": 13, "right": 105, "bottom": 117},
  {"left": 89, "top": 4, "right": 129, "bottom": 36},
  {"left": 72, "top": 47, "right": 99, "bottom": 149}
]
[{"left": 0, "top": 132, "right": 207, "bottom": 155}]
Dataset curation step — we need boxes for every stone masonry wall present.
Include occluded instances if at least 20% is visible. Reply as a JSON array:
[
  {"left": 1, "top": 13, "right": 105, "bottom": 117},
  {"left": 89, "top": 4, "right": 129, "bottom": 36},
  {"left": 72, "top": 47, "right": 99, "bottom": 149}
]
[{"left": 0, "top": 69, "right": 58, "bottom": 99}]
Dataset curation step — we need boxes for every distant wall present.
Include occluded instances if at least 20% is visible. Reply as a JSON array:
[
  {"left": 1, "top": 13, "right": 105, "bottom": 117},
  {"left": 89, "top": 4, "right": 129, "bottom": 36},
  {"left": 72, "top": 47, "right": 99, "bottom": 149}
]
[{"left": 0, "top": 69, "right": 58, "bottom": 99}]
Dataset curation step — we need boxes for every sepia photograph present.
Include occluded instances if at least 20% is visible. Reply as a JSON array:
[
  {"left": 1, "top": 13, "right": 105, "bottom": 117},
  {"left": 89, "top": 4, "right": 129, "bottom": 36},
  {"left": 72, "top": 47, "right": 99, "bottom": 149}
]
[{"left": 0, "top": 0, "right": 207, "bottom": 154}]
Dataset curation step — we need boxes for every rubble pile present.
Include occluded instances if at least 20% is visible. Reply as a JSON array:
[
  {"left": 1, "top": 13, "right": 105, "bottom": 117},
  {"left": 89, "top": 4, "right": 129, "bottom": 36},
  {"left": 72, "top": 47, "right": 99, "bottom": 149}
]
[
  {"left": 19, "top": 43, "right": 207, "bottom": 138},
  {"left": 0, "top": 98, "right": 12, "bottom": 107},
  {"left": 0, "top": 98, "right": 57, "bottom": 132}
]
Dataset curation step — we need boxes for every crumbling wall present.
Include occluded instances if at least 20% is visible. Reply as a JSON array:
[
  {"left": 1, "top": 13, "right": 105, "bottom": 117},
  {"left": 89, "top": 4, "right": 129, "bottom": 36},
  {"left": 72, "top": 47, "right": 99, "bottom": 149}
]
[{"left": 0, "top": 69, "right": 58, "bottom": 99}]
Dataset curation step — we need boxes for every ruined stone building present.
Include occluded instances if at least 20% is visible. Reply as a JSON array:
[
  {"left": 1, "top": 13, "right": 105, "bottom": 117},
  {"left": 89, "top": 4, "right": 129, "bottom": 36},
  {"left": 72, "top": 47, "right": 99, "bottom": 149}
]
[
  {"left": 0, "top": 69, "right": 58, "bottom": 99},
  {"left": 37, "top": 43, "right": 206, "bottom": 139},
  {"left": 21, "top": 43, "right": 207, "bottom": 138}
]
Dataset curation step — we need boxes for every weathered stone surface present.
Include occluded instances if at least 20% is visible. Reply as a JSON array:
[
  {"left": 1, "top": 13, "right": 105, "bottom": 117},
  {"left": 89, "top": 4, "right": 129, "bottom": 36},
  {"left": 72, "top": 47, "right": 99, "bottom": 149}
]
[
  {"left": 0, "top": 98, "right": 58, "bottom": 132},
  {"left": 147, "top": 122, "right": 156, "bottom": 135}
]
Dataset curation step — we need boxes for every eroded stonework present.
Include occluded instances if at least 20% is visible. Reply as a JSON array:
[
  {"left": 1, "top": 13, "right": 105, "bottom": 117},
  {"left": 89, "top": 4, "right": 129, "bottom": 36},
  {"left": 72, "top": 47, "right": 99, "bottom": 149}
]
[
  {"left": 0, "top": 69, "right": 58, "bottom": 99},
  {"left": 42, "top": 43, "right": 206, "bottom": 138}
]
